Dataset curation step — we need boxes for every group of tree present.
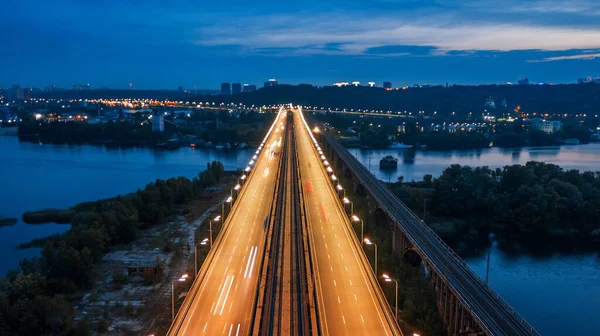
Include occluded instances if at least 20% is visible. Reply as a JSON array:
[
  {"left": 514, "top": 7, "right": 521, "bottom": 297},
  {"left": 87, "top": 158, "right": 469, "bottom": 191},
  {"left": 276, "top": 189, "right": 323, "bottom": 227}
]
[
  {"left": 0, "top": 161, "right": 226, "bottom": 335},
  {"left": 389, "top": 162, "right": 600, "bottom": 245},
  {"left": 17, "top": 109, "right": 273, "bottom": 148}
]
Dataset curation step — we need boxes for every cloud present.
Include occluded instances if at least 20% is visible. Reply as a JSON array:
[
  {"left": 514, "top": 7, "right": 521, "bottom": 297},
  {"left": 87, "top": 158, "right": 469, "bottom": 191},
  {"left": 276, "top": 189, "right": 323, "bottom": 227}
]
[
  {"left": 528, "top": 53, "right": 600, "bottom": 62},
  {"left": 194, "top": 13, "right": 600, "bottom": 56}
]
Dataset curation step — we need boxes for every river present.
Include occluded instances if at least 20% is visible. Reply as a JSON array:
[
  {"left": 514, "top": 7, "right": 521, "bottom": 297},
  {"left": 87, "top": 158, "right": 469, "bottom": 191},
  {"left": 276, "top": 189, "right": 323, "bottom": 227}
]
[{"left": 1, "top": 135, "right": 598, "bottom": 335}]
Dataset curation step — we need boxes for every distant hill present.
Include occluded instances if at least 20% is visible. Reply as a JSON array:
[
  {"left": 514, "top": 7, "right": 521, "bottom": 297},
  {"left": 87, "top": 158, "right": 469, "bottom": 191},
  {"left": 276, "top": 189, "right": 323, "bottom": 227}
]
[{"left": 33, "top": 83, "right": 600, "bottom": 119}]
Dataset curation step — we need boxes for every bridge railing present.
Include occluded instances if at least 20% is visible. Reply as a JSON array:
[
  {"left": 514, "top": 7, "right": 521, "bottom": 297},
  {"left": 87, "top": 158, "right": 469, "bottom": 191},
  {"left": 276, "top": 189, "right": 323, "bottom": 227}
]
[{"left": 322, "top": 131, "right": 541, "bottom": 336}]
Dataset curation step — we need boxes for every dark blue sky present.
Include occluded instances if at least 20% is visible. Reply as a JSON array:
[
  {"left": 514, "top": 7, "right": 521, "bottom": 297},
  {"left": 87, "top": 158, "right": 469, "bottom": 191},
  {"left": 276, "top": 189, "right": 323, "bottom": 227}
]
[{"left": 2, "top": 0, "right": 600, "bottom": 90}]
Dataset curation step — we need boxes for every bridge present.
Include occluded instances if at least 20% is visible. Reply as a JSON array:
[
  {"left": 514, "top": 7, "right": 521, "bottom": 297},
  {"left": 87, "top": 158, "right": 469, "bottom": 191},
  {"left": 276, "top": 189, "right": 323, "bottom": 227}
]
[
  {"left": 164, "top": 105, "right": 537, "bottom": 336},
  {"left": 315, "top": 113, "right": 540, "bottom": 336}
]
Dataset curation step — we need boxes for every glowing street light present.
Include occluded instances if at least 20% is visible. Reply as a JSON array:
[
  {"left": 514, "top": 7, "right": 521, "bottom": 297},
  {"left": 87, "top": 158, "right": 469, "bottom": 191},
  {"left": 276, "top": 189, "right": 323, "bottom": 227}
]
[
  {"left": 352, "top": 215, "right": 363, "bottom": 243},
  {"left": 382, "top": 274, "right": 399, "bottom": 321},
  {"left": 211, "top": 215, "right": 221, "bottom": 247},
  {"left": 327, "top": 167, "right": 333, "bottom": 173},
  {"left": 195, "top": 238, "right": 210, "bottom": 274},
  {"left": 172, "top": 274, "right": 189, "bottom": 320},
  {"left": 364, "top": 238, "right": 378, "bottom": 276}
]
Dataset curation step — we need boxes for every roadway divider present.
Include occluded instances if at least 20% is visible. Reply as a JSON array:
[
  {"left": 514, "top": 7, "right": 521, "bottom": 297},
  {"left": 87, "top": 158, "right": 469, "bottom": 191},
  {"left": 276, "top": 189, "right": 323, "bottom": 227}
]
[
  {"left": 250, "top": 125, "right": 287, "bottom": 336},
  {"left": 166, "top": 107, "right": 285, "bottom": 336}
]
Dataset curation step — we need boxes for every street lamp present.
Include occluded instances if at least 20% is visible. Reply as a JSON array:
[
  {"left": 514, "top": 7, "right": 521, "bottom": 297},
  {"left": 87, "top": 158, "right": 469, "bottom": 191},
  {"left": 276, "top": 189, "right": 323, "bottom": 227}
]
[
  {"left": 194, "top": 238, "right": 209, "bottom": 274},
  {"left": 210, "top": 216, "right": 220, "bottom": 248},
  {"left": 172, "top": 274, "right": 188, "bottom": 321},
  {"left": 221, "top": 197, "right": 232, "bottom": 219},
  {"left": 336, "top": 184, "right": 344, "bottom": 198},
  {"left": 382, "top": 274, "right": 399, "bottom": 321},
  {"left": 326, "top": 166, "right": 333, "bottom": 173},
  {"left": 352, "top": 215, "right": 363, "bottom": 243},
  {"left": 231, "top": 184, "right": 241, "bottom": 198},
  {"left": 343, "top": 197, "right": 353, "bottom": 214},
  {"left": 364, "top": 238, "right": 378, "bottom": 276}
]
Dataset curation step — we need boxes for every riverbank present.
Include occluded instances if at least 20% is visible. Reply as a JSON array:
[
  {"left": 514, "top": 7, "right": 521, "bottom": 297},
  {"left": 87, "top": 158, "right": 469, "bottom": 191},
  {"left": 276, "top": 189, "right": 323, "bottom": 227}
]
[
  {"left": 0, "top": 162, "right": 236, "bottom": 335},
  {"left": 0, "top": 127, "right": 18, "bottom": 136}
]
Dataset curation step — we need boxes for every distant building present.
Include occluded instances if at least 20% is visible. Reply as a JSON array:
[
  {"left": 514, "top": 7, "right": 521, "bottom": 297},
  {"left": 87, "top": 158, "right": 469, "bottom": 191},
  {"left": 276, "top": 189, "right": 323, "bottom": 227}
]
[
  {"left": 518, "top": 77, "right": 529, "bottom": 85},
  {"left": 530, "top": 118, "right": 561, "bottom": 133},
  {"left": 578, "top": 76, "right": 600, "bottom": 84},
  {"left": 7, "top": 85, "right": 24, "bottom": 100},
  {"left": 178, "top": 86, "right": 183, "bottom": 92},
  {"left": 383, "top": 82, "right": 392, "bottom": 89},
  {"left": 264, "top": 78, "right": 278, "bottom": 88},
  {"left": 485, "top": 96, "right": 496, "bottom": 109},
  {"left": 333, "top": 82, "right": 349, "bottom": 87},
  {"left": 243, "top": 84, "right": 257, "bottom": 92},
  {"left": 232, "top": 83, "right": 242, "bottom": 94},
  {"left": 152, "top": 114, "right": 164, "bottom": 132},
  {"left": 221, "top": 82, "right": 231, "bottom": 95},
  {"left": 72, "top": 84, "right": 90, "bottom": 90},
  {"left": 501, "top": 98, "right": 508, "bottom": 108}
]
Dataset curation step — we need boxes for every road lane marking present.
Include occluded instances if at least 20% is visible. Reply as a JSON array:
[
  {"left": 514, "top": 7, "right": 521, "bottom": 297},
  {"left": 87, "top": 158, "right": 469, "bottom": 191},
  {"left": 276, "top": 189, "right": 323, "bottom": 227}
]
[
  {"left": 360, "top": 314, "right": 365, "bottom": 323},
  {"left": 330, "top": 266, "right": 333, "bottom": 272},
  {"left": 214, "top": 275, "right": 232, "bottom": 315},
  {"left": 337, "top": 296, "right": 341, "bottom": 303},
  {"left": 333, "top": 280, "right": 337, "bottom": 286},
  {"left": 235, "top": 324, "right": 241, "bottom": 336},
  {"left": 349, "top": 280, "right": 353, "bottom": 286},
  {"left": 354, "top": 294, "right": 358, "bottom": 301},
  {"left": 219, "top": 275, "right": 235, "bottom": 315},
  {"left": 342, "top": 316, "right": 346, "bottom": 324},
  {"left": 243, "top": 246, "right": 257, "bottom": 278},
  {"left": 345, "top": 266, "right": 349, "bottom": 272},
  {"left": 203, "top": 322, "right": 208, "bottom": 332}
]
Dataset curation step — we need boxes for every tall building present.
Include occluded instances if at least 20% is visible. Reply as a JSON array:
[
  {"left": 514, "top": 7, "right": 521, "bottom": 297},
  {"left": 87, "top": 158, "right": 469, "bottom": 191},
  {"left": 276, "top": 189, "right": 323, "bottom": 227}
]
[
  {"left": 152, "top": 114, "right": 164, "bottom": 132},
  {"left": 221, "top": 82, "right": 231, "bottom": 95},
  {"left": 8, "top": 85, "right": 24, "bottom": 100},
  {"left": 383, "top": 82, "right": 392, "bottom": 89},
  {"left": 264, "top": 78, "right": 278, "bottom": 88},
  {"left": 232, "top": 83, "right": 242, "bottom": 94},
  {"left": 243, "top": 84, "right": 257, "bottom": 92}
]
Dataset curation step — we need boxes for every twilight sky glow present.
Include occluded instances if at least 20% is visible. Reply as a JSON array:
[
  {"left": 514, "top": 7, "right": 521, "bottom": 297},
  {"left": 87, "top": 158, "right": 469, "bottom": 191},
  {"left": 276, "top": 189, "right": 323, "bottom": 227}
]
[{"left": 2, "top": 0, "right": 600, "bottom": 89}]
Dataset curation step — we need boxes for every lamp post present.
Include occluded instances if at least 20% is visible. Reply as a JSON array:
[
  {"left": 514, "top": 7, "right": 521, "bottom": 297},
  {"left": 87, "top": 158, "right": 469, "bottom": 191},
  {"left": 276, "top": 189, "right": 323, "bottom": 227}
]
[
  {"left": 231, "top": 184, "right": 241, "bottom": 199},
  {"left": 194, "top": 238, "right": 209, "bottom": 275},
  {"left": 210, "top": 215, "right": 221, "bottom": 248},
  {"left": 172, "top": 274, "right": 188, "bottom": 321},
  {"left": 343, "top": 197, "right": 353, "bottom": 215},
  {"left": 221, "top": 196, "right": 232, "bottom": 220},
  {"left": 382, "top": 274, "right": 399, "bottom": 321},
  {"left": 364, "top": 238, "right": 378, "bottom": 276},
  {"left": 352, "top": 215, "right": 364, "bottom": 244},
  {"left": 336, "top": 184, "right": 344, "bottom": 198}
]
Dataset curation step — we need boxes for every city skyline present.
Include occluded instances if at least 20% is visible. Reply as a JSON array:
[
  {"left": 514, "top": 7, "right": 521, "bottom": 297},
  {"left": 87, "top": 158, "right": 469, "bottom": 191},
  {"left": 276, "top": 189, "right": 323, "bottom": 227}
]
[{"left": 2, "top": 0, "right": 600, "bottom": 89}]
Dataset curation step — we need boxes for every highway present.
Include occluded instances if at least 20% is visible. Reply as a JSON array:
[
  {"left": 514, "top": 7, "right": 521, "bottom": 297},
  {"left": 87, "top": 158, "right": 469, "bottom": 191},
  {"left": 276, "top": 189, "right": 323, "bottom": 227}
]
[
  {"left": 168, "top": 107, "right": 287, "bottom": 336},
  {"left": 322, "top": 130, "right": 540, "bottom": 336},
  {"left": 293, "top": 108, "right": 402, "bottom": 336}
]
